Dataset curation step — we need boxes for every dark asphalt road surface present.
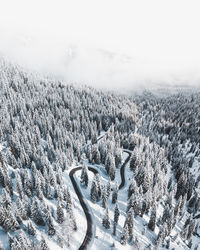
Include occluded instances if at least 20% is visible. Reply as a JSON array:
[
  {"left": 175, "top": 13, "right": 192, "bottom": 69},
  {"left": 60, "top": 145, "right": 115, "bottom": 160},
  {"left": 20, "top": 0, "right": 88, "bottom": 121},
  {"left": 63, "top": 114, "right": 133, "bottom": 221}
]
[
  {"left": 119, "top": 150, "right": 131, "bottom": 189},
  {"left": 69, "top": 146, "right": 131, "bottom": 249},
  {"left": 69, "top": 167, "right": 98, "bottom": 250}
]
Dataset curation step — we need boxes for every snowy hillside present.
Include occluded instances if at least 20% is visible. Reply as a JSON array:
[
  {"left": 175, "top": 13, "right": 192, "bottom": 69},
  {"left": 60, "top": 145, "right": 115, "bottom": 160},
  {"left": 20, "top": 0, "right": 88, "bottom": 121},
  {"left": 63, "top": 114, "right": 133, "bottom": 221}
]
[{"left": 0, "top": 58, "right": 199, "bottom": 250}]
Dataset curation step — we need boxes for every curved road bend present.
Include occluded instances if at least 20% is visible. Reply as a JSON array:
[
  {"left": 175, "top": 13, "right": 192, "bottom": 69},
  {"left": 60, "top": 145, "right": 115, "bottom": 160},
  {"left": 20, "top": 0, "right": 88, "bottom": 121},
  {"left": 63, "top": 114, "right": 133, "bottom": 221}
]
[
  {"left": 69, "top": 147, "right": 132, "bottom": 249},
  {"left": 119, "top": 150, "right": 132, "bottom": 190},
  {"left": 69, "top": 166, "right": 98, "bottom": 250}
]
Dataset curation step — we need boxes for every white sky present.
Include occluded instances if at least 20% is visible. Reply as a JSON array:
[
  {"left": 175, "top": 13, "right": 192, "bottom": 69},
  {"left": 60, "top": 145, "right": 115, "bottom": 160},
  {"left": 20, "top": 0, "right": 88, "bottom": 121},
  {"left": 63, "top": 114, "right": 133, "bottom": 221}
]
[{"left": 0, "top": 0, "right": 200, "bottom": 89}]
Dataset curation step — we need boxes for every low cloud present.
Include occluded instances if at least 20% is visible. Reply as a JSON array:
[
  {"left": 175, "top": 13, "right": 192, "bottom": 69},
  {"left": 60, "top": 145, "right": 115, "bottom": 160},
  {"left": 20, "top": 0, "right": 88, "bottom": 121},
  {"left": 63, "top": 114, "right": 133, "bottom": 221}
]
[{"left": 0, "top": 0, "right": 200, "bottom": 91}]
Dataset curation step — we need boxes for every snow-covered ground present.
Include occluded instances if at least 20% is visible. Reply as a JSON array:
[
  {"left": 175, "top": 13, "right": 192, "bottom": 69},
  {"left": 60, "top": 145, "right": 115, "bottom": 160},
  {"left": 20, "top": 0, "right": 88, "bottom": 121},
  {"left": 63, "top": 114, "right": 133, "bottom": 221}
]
[
  {"left": 69, "top": 148, "right": 200, "bottom": 250},
  {"left": 71, "top": 152, "right": 153, "bottom": 250}
]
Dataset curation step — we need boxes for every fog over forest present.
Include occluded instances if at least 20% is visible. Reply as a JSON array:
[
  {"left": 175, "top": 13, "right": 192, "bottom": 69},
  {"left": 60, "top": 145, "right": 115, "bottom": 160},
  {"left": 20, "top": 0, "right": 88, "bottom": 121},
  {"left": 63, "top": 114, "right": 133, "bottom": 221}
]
[
  {"left": 0, "top": 1, "right": 200, "bottom": 250},
  {"left": 1, "top": 0, "right": 200, "bottom": 91}
]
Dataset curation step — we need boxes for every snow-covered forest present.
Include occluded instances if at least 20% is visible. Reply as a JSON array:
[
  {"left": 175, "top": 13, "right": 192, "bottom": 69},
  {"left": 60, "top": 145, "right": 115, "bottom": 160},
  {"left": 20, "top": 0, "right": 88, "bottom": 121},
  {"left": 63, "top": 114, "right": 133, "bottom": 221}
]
[{"left": 0, "top": 58, "right": 199, "bottom": 250}]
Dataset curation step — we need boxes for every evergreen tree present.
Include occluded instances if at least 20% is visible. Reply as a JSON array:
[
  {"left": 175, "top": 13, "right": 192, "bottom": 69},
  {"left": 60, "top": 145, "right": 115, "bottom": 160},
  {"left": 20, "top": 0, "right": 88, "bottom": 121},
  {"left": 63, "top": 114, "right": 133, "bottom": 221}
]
[
  {"left": 90, "top": 176, "right": 98, "bottom": 203},
  {"left": 130, "top": 152, "right": 137, "bottom": 172},
  {"left": 114, "top": 203, "right": 120, "bottom": 224},
  {"left": 102, "top": 208, "right": 110, "bottom": 229},
  {"left": 95, "top": 174, "right": 101, "bottom": 201},
  {"left": 181, "top": 225, "right": 189, "bottom": 239},
  {"left": 18, "top": 230, "right": 31, "bottom": 249},
  {"left": 148, "top": 204, "right": 156, "bottom": 231},
  {"left": 40, "top": 237, "right": 50, "bottom": 250},
  {"left": 3, "top": 209, "right": 19, "bottom": 231},
  {"left": 67, "top": 202, "right": 77, "bottom": 231},
  {"left": 47, "top": 212, "right": 56, "bottom": 236},
  {"left": 0, "top": 206, "right": 5, "bottom": 226},
  {"left": 35, "top": 174, "right": 43, "bottom": 200},
  {"left": 166, "top": 238, "right": 171, "bottom": 249},
  {"left": 101, "top": 186, "right": 107, "bottom": 208},
  {"left": 187, "top": 220, "right": 196, "bottom": 240},
  {"left": 174, "top": 196, "right": 182, "bottom": 217},
  {"left": 125, "top": 208, "right": 134, "bottom": 240},
  {"left": 80, "top": 165, "right": 88, "bottom": 187},
  {"left": 87, "top": 146, "right": 93, "bottom": 164},
  {"left": 127, "top": 192, "right": 141, "bottom": 216},
  {"left": 167, "top": 209, "right": 174, "bottom": 235},
  {"left": 45, "top": 180, "right": 53, "bottom": 200},
  {"left": 128, "top": 179, "right": 136, "bottom": 200},
  {"left": 105, "top": 153, "right": 112, "bottom": 176},
  {"left": 16, "top": 173, "right": 23, "bottom": 199},
  {"left": 175, "top": 172, "right": 187, "bottom": 200},
  {"left": 113, "top": 221, "right": 117, "bottom": 236},
  {"left": 112, "top": 182, "right": 118, "bottom": 204},
  {"left": 113, "top": 203, "right": 120, "bottom": 235},
  {"left": 27, "top": 221, "right": 36, "bottom": 236},
  {"left": 120, "top": 224, "right": 129, "bottom": 245},
  {"left": 106, "top": 178, "right": 111, "bottom": 199},
  {"left": 16, "top": 198, "right": 28, "bottom": 220},
  {"left": 162, "top": 205, "right": 170, "bottom": 224},
  {"left": 1, "top": 188, "right": 12, "bottom": 209},
  {"left": 135, "top": 165, "right": 145, "bottom": 187},
  {"left": 157, "top": 222, "right": 167, "bottom": 246},
  {"left": 141, "top": 199, "right": 147, "bottom": 217},
  {"left": 94, "top": 148, "right": 101, "bottom": 165},
  {"left": 24, "top": 170, "right": 32, "bottom": 197},
  {"left": 166, "top": 191, "right": 173, "bottom": 208},
  {"left": 109, "top": 158, "right": 116, "bottom": 181},
  {"left": 31, "top": 197, "right": 45, "bottom": 226},
  {"left": 57, "top": 201, "right": 64, "bottom": 224},
  {"left": 115, "top": 148, "right": 122, "bottom": 168},
  {"left": 65, "top": 187, "right": 72, "bottom": 210}
]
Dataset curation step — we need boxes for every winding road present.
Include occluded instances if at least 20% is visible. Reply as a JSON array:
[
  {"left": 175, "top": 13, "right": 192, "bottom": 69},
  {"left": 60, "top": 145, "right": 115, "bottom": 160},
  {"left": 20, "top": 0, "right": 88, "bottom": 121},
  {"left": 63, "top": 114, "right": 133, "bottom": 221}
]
[
  {"left": 119, "top": 150, "right": 131, "bottom": 190},
  {"left": 69, "top": 146, "right": 132, "bottom": 249},
  {"left": 69, "top": 167, "right": 98, "bottom": 250}
]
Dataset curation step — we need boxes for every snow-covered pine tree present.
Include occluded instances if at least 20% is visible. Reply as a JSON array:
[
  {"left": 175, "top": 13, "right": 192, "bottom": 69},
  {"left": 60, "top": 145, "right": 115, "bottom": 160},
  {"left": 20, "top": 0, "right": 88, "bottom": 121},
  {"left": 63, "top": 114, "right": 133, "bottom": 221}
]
[
  {"left": 114, "top": 148, "right": 122, "bottom": 168},
  {"left": 120, "top": 224, "right": 129, "bottom": 245},
  {"left": 148, "top": 204, "right": 156, "bottom": 231},
  {"left": 112, "top": 182, "right": 118, "bottom": 204},
  {"left": 57, "top": 201, "right": 64, "bottom": 224},
  {"left": 65, "top": 186, "right": 72, "bottom": 210},
  {"left": 16, "top": 197, "right": 28, "bottom": 220},
  {"left": 109, "top": 156, "right": 116, "bottom": 181},
  {"left": 47, "top": 212, "right": 56, "bottom": 236},
  {"left": 90, "top": 175, "right": 98, "bottom": 203},
  {"left": 16, "top": 173, "right": 23, "bottom": 199},
  {"left": 162, "top": 205, "right": 170, "bottom": 224},
  {"left": 125, "top": 208, "right": 134, "bottom": 241},
  {"left": 102, "top": 208, "right": 110, "bottom": 229},
  {"left": 175, "top": 172, "right": 187, "bottom": 200},
  {"left": 187, "top": 220, "right": 196, "bottom": 241},
  {"left": 67, "top": 202, "right": 77, "bottom": 231},
  {"left": 130, "top": 151, "right": 137, "bottom": 172},
  {"left": 31, "top": 197, "right": 45, "bottom": 226},
  {"left": 101, "top": 185, "right": 107, "bottom": 208},
  {"left": 128, "top": 179, "right": 136, "bottom": 200},
  {"left": 80, "top": 164, "right": 89, "bottom": 187},
  {"left": 105, "top": 153, "right": 112, "bottom": 176},
  {"left": 40, "top": 237, "right": 50, "bottom": 250},
  {"left": 95, "top": 173, "right": 101, "bottom": 201},
  {"left": 27, "top": 221, "right": 36, "bottom": 236},
  {"left": 113, "top": 203, "right": 120, "bottom": 235},
  {"left": 24, "top": 169, "right": 32, "bottom": 197},
  {"left": 106, "top": 178, "right": 111, "bottom": 199}
]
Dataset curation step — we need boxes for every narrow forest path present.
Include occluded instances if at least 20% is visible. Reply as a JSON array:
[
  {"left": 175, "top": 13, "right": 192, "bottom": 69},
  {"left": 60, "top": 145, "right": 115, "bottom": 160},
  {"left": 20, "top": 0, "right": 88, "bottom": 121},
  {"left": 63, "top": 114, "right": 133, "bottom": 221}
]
[{"left": 69, "top": 134, "right": 132, "bottom": 250}]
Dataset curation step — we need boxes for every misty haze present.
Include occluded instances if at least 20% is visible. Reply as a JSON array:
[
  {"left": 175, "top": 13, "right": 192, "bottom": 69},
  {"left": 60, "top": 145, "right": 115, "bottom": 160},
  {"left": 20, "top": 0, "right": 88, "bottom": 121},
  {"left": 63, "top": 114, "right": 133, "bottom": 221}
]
[{"left": 0, "top": 1, "right": 200, "bottom": 250}]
